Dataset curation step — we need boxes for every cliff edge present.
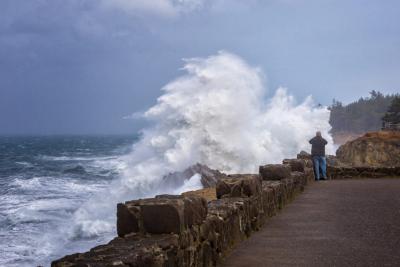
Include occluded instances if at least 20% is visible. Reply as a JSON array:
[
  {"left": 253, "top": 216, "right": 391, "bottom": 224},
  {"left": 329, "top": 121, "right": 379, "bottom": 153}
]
[{"left": 336, "top": 131, "right": 400, "bottom": 167}]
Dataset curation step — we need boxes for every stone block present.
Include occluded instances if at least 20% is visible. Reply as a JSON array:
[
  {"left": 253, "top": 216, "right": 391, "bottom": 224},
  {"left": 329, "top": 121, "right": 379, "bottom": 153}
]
[
  {"left": 183, "top": 196, "right": 208, "bottom": 227},
  {"left": 282, "top": 159, "right": 305, "bottom": 172},
  {"left": 116, "top": 201, "right": 140, "bottom": 237},
  {"left": 117, "top": 195, "right": 207, "bottom": 236},
  {"left": 141, "top": 200, "right": 184, "bottom": 234},
  {"left": 259, "top": 164, "right": 291, "bottom": 180},
  {"left": 216, "top": 174, "right": 261, "bottom": 199}
]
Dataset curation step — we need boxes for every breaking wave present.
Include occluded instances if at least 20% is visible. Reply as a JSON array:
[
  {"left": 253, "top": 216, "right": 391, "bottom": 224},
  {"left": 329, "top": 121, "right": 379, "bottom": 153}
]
[
  {"left": 8, "top": 51, "right": 335, "bottom": 266},
  {"left": 70, "top": 51, "right": 334, "bottom": 241}
]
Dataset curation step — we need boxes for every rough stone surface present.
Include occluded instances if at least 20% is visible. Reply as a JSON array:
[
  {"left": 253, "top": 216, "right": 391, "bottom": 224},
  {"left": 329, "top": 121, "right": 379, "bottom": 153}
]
[
  {"left": 117, "top": 195, "right": 207, "bottom": 237},
  {"left": 259, "top": 164, "right": 291, "bottom": 180},
  {"left": 141, "top": 200, "right": 184, "bottom": 234},
  {"left": 116, "top": 201, "right": 140, "bottom": 237},
  {"left": 328, "top": 166, "right": 400, "bottom": 179},
  {"left": 297, "top": 150, "right": 311, "bottom": 160},
  {"left": 216, "top": 174, "right": 261, "bottom": 199},
  {"left": 183, "top": 195, "right": 208, "bottom": 227},
  {"left": 282, "top": 159, "right": 305, "bottom": 172},
  {"left": 52, "top": 234, "right": 179, "bottom": 267},
  {"left": 182, "top": 187, "right": 217, "bottom": 201},
  {"left": 336, "top": 131, "right": 400, "bottom": 167}
]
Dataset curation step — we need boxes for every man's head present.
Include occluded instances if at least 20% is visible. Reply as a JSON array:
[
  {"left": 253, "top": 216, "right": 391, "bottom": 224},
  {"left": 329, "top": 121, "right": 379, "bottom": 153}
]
[{"left": 316, "top": 131, "right": 322, "bottom": 137}]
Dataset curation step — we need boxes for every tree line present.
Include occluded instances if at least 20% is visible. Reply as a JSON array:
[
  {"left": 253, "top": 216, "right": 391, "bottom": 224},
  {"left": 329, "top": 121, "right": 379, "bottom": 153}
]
[{"left": 329, "top": 90, "right": 400, "bottom": 134}]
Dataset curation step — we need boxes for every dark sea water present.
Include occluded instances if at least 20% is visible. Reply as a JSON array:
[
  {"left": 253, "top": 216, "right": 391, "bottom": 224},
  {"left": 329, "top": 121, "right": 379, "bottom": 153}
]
[{"left": 0, "top": 135, "right": 136, "bottom": 267}]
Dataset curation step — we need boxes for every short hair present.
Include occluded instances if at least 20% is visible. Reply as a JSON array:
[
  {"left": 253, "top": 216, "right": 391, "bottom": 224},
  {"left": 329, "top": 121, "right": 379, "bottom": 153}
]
[{"left": 316, "top": 131, "right": 322, "bottom": 136}]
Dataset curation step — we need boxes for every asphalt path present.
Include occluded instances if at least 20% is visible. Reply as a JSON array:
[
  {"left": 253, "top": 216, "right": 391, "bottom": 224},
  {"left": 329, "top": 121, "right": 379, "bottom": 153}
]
[{"left": 222, "top": 179, "right": 400, "bottom": 267}]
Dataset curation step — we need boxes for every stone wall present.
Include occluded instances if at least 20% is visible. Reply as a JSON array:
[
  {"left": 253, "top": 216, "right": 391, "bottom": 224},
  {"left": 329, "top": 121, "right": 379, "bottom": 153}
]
[
  {"left": 295, "top": 151, "right": 400, "bottom": 180},
  {"left": 295, "top": 149, "right": 400, "bottom": 180},
  {"left": 52, "top": 159, "right": 314, "bottom": 267},
  {"left": 328, "top": 166, "right": 400, "bottom": 179}
]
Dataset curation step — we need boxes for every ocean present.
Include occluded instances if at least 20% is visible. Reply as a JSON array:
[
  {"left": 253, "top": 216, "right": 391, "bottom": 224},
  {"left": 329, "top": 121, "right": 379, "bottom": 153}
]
[{"left": 0, "top": 135, "right": 136, "bottom": 266}]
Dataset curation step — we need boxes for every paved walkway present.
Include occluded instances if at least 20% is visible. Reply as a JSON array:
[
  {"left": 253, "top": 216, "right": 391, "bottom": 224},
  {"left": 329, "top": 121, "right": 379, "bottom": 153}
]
[{"left": 223, "top": 179, "right": 400, "bottom": 267}]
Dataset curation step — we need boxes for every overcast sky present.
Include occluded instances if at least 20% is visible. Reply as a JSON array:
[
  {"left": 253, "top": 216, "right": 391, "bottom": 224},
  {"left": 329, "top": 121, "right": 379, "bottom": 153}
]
[{"left": 0, "top": 0, "right": 399, "bottom": 134}]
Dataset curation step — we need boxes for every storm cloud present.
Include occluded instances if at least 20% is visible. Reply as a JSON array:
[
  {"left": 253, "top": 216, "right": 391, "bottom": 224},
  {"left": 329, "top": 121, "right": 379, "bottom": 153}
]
[{"left": 0, "top": 0, "right": 399, "bottom": 134}]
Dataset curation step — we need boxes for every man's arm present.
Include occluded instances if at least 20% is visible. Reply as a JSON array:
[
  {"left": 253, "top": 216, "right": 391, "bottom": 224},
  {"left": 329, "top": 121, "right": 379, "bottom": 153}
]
[
  {"left": 309, "top": 137, "right": 314, "bottom": 144},
  {"left": 323, "top": 138, "right": 328, "bottom": 145}
]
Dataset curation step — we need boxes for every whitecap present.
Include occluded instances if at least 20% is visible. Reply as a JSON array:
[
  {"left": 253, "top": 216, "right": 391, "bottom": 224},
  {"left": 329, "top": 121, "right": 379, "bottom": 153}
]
[
  {"left": 15, "top": 162, "right": 34, "bottom": 168},
  {"left": 38, "top": 155, "right": 118, "bottom": 162}
]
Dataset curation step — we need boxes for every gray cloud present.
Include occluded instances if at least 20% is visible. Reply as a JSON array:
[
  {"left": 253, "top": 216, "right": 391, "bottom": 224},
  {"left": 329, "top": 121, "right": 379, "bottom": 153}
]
[{"left": 0, "top": 0, "right": 399, "bottom": 134}]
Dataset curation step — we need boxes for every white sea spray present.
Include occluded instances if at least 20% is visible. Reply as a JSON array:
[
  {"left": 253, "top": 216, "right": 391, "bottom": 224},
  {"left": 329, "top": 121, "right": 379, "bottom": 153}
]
[{"left": 70, "top": 51, "right": 334, "bottom": 240}]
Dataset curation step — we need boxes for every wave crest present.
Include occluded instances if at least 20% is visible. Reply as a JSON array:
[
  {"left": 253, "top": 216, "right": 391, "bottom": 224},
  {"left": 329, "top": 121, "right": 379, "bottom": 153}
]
[{"left": 70, "top": 51, "right": 334, "bottom": 240}]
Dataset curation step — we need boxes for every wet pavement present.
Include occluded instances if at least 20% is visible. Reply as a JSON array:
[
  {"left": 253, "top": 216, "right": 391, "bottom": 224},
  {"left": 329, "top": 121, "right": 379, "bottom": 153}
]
[{"left": 222, "top": 179, "right": 400, "bottom": 267}]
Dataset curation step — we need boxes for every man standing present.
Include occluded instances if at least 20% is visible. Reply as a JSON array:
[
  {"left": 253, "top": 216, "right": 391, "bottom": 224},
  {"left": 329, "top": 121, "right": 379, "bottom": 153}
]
[{"left": 309, "top": 131, "right": 328, "bottom": 181}]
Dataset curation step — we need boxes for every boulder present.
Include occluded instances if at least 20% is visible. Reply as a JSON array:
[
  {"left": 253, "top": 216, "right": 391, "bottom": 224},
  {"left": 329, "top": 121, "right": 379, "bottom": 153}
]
[
  {"left": 336, "top": 131, "right": 400, "bottom": 167},
  {"left": 259, "top": 164, "right": 291, "bottom": 180}
]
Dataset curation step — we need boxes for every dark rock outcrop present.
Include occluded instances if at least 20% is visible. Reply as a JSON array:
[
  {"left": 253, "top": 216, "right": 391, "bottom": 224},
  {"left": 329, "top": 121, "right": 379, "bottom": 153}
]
[{"left": 163, "top": 163, "right": 228, "bottom": 188}]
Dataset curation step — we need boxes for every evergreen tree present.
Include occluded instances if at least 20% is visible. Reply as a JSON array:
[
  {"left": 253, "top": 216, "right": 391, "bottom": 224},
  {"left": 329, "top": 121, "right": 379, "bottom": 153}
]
[
  {"left": 329, "top": 91, "right": 398, "bottom": 133},
  {"left": 382, "top": 96, "right": 400, "bottom": 124}
]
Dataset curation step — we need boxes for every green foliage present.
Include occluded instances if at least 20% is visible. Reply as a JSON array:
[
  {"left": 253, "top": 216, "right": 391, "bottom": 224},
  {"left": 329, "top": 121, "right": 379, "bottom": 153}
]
[
  {"left": 329, "top": 90, "right": 398, "bottom": 133},
  {"left": 382, "top": 96, "right": 400, "bottom": 124}
]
